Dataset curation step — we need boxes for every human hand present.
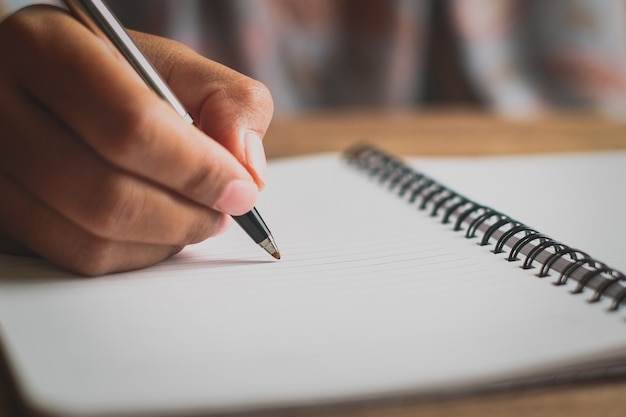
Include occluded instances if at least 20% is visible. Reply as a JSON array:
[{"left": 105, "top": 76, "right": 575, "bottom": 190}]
[{"left": 0, "top": 5, "right": 274, "bottom": 275}]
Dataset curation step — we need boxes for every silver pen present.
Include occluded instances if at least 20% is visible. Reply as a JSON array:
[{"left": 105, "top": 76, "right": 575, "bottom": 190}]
[{"left": 62, "top": 0, "right": 280, "bottom": 259}]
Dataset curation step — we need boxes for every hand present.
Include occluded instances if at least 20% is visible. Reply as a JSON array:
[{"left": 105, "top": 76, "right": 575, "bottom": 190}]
[{"left": 0, "top": 5, "right": 274, "bottom": 275}]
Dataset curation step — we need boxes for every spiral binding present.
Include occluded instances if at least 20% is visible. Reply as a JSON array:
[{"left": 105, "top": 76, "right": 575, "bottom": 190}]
[{"left": 344, "top": 143, "right": 626, "bottom": 311}]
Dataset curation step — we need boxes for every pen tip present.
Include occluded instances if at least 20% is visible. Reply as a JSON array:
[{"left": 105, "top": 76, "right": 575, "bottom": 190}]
[{"left": 259, "top": 237, "right": 280, "bottom": 260}]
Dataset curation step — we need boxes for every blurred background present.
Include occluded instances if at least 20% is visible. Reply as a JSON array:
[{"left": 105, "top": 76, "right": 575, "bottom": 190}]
[
  {"left": 103, "top": 0, "right": 626, "bottom": 121},
  {"left": 1, "top": 0, "right": 626, "bottom": 119}
]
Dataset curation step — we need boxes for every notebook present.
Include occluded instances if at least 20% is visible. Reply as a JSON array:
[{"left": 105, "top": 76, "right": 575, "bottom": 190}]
[{"left": 1, "top": 144, "right": 625, "bottom": 417}]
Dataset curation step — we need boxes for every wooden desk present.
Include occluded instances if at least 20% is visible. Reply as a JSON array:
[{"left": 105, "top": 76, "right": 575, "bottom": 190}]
[
  {"left": 264, "top": 109, "right": 626, "bottom": 158},
  {"left": 1, "top": 110, "right": 626, "bottom": 417}
]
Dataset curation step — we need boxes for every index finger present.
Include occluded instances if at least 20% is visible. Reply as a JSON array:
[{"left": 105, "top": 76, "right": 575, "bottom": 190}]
[{"left": 133, "top": 31, "right": 275, "bottom": 188}]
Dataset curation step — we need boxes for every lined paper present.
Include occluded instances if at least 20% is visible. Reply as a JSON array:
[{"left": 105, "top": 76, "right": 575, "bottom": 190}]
[{"left": 1, "top": 152, "right": 625, "bottom": 416}]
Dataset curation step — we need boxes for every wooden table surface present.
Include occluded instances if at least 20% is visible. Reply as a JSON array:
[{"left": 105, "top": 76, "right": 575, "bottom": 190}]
[
  {"left": 264, "top": 109, "right": 626, "bottom": 159},
  {"left": 2, "top": 109, "right": 626, "bottom": 417}
]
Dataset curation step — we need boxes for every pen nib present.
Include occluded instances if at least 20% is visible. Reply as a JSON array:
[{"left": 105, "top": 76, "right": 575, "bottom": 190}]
[{"left": 259, "top": 237, "right": 281, "bottom": 260}]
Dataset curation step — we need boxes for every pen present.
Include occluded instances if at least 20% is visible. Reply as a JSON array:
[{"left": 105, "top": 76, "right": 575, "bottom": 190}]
[{"left": 61, "top": 0, "right": 280, "bottom": 259}]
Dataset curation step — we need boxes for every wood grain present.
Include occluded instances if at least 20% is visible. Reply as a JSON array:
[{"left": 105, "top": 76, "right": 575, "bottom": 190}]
[{"left": 264, "top": 109, "right": 626, "bottom": 159}]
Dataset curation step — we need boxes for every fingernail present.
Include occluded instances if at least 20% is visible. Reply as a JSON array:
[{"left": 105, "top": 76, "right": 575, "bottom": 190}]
[
  {"left": 244, "top": 130, "right": 267, "bottom": 188},
  {"left": 214, "top": 179, "right": 257, "bottom": 215}
]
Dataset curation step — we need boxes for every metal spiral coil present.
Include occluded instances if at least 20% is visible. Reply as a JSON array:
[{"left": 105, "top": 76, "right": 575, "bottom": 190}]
[{"left": 345, "top": 143, "right": 626, "bottom": 311}]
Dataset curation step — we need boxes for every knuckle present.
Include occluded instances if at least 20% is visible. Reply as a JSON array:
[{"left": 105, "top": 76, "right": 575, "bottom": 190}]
[
  {"left": 212, "top": 77, "right": 274, "bottom": 121},
  {"left": 86, "top": 175, "right": 145, "bottom": 240},
  {"left": 1, "top": 7, "right": 35, "bottom": 37},
  {"left": 237, "top": 78, "right": 274, "bottom": 113},
  {"left": 68, "top": 235, "right": 117, "bottom": 277},
  {"left": 244, "top": 78, "right": 273, "bottom": 102},
  {"left": 68, "top": 238, "right": 184, "bottom": 277},
  {"left": 0, "top": 6, "right": 62, "bottom": 57},
  {"left": 0, "top": 9, "right": 38, "bottom": 57}
]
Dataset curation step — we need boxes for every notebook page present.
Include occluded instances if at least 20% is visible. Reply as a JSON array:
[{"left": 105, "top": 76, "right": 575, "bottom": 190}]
[{"left": 1, "top": 154, "right": 625, "bottom": 416}]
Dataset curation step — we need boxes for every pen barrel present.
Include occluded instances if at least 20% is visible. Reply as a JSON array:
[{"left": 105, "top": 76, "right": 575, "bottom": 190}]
[
  {"left": 232, "top": 209, "right": 272, "bottom": 244},
  {"left": 62, "top": 0, "right": 190, "bottom": 121}
]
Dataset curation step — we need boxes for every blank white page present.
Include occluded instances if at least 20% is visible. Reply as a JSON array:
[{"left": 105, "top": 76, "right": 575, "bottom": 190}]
[{"left": 1, "top": 152, "right": 625, "bottom": 416}]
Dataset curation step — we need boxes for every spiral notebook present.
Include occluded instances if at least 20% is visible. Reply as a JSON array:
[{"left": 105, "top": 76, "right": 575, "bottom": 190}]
[{"left": 1, "top": 144, "right": 626, "bottom": 417}]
